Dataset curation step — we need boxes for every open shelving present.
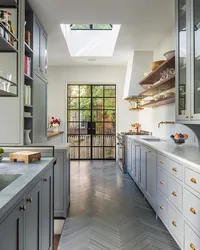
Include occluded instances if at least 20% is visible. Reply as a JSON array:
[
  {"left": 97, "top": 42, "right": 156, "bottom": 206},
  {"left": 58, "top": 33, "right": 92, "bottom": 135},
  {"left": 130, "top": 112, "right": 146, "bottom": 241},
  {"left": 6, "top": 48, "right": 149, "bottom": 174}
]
[
  {"left": 0, "top": 0, "right": 18, "bottom": 8},
  {"left": 0, "top": 89, "right": 17, "bottom": 97},
  {"left": 25, "top": 42, "right": 33, "bottom": 53},
  {"left": 140, "top": 96, "right": 175, "bottom": 108}
]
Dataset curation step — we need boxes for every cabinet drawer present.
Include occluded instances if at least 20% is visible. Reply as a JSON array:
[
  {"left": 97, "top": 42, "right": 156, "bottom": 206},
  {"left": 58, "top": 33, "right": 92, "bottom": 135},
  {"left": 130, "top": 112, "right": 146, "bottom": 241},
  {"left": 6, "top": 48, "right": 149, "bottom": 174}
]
[
  {"left": 157, "top": 153, "right": 183, "bottom": 181},
  {"left": 185, "top": 167, "right": 200, "bottom": 194},
  {"left": 168, "top": 205, "right": 184, "bottom": 246},
  {"left": 185, "top": 223, "right": 200, "bottom": 250},
  {"left": 157, "top": 190, "right": 168, "bottom": 227},
  {"left": 168, "top": 177, "right": 183, "bottom": 212},
  {"left": 157, "top": 167, "right": 168, "bottom": 197},
  {"left": 184, "top": 189, "right": 200, "bottom": 232}
]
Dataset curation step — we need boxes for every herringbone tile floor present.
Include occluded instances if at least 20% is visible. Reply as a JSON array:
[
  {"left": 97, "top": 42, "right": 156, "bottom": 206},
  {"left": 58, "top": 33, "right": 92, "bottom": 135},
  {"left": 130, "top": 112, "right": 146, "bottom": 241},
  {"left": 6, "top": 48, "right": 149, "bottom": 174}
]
[{"left": 58, "top": 161, "right": 180, "bottom": 250}]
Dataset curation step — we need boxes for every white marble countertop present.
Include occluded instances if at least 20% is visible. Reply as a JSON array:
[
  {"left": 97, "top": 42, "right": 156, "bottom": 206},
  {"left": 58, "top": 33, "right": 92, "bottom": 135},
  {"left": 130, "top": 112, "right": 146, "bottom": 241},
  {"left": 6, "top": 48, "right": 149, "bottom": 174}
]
[
  {"left": 0, "top": 157, "right": 55, "bottom": 220},
  {"left": 127, "top": 135, "right": 200, "bottom": 171}
]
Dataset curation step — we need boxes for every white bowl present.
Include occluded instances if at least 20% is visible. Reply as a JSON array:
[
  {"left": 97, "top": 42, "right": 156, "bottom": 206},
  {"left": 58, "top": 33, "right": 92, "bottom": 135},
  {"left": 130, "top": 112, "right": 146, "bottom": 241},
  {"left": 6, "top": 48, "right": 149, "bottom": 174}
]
[{"left": 164, "top": 50, "right": 175, "bottom": 59}]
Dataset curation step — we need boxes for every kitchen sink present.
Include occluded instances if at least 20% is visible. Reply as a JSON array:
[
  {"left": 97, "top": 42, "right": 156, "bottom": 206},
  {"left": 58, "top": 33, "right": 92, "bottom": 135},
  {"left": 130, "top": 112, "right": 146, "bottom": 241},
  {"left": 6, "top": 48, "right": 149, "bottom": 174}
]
[{"left": 0, "top": 174, "right": 21, "bottom": 192}]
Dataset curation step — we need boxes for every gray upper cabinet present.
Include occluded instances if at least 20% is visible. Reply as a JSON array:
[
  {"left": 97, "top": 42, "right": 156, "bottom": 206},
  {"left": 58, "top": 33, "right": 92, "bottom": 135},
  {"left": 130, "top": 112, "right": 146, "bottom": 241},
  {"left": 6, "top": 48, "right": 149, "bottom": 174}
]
[
  {"left": 41, "top": 168, "right": 53, "bottom": 250},
  {"left": 0, "top": 200, "right": 24, "bottom": 250},
  {"left": 25, "top": 181, "right": 41, "bottom": 250},
  {"left": 33, "top": 73, "right": 47, "bottom": 143},
  {"left": 33, "top": 16, "right": 48, "bottom": 79},
  {"left": 176, "top": 0, "right": 200, "bottom": 123}
]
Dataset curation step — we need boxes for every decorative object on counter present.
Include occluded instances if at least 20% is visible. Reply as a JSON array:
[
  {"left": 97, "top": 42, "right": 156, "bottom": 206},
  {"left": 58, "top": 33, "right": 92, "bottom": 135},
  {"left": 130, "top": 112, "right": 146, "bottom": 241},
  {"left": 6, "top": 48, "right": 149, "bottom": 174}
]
[
  {"left": 164, "top": 50, "right": 175, "bottom": 59},
  {"left": 151, "top": 60, "right": 165, "bottom": 71},
  {"left": 9, "top": 151, "right": 41, "bottom": 163},
  {"left": 170, "top": 133, "right": 188, "bottom": 145},
  {"left": 124, "top": 96, "right": 144, "bottom": 111},
  {"left": 0, "top": 148, "right": 4, "bottom": 162},
  {"left": 131, "top": 123, "right": 141, "bottom": 134},
  {"left": 24, "top": 129, "right": 31, "bottom": 145},
  {"left": 49, "top": 117, "right": 61, "bottom": 132}
]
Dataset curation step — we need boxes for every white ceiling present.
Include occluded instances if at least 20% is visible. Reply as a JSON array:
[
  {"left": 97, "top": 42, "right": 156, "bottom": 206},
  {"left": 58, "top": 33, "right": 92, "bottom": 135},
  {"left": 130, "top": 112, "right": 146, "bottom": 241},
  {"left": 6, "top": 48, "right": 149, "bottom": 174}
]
[{"left": 31, "top": 0, "right": 175, "bottom": 66}]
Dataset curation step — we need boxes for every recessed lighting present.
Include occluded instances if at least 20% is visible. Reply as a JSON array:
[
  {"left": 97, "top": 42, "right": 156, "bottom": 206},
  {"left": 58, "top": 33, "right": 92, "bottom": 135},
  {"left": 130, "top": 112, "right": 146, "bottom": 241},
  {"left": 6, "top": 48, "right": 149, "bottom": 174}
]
[{"left": 88, "top": 58, "right": 96, "bottom": 62}]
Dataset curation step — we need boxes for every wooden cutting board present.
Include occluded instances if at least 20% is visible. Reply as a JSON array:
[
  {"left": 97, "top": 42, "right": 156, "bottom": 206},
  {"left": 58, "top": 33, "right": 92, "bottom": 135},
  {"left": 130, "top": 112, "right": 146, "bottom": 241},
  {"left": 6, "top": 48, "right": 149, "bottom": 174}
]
[{"left": 9, "top": 151, "right": 41, "bottom": 163}]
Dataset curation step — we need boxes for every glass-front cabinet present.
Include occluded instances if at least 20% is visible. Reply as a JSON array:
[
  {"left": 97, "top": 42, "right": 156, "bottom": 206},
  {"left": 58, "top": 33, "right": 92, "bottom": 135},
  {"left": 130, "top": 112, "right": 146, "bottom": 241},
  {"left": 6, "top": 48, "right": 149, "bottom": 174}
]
[{"left": 176, "top": 0, "right": 200, "bottom": 122}]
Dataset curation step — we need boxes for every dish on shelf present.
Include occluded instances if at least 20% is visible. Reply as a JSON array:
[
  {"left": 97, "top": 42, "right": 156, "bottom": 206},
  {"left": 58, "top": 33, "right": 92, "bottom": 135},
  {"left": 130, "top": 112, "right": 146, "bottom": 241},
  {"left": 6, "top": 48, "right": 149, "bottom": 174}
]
[
  {"left": 151, "top": 60, "right": 165, "bottom": 71},
  {"left": 144, "top": 72, "right": 151, "bottom": 77},
  {"left": 164, "top": 50, "right": 175, "bottom": 59}
]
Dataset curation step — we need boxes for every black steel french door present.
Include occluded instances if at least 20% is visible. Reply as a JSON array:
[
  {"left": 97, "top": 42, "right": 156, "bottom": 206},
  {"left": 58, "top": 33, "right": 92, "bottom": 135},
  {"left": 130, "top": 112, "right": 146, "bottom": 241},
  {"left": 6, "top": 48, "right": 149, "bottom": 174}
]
[{"left": 67, "top": 84, "right": 116, "bottom": 160}]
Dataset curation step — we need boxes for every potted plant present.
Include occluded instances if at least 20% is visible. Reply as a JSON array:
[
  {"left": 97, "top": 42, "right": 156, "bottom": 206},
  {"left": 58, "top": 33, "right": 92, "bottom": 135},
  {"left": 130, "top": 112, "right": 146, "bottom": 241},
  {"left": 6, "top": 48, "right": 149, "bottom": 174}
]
[
  {"left": 49, "top": 117, "right": 61, "bottom": 132},
  {"left": 0, "top": 148, "right": 4, "bottom": 162}
]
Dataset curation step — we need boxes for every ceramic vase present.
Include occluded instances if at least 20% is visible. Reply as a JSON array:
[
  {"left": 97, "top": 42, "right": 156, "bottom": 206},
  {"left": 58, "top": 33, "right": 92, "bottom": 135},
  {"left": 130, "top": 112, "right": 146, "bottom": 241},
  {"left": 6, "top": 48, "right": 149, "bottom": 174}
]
[
  {"left": 24, "top": 129, "right": 31, "bottom": 145},
  {"left": 53, "top": 126, "right": 59, "bottom": 133}
]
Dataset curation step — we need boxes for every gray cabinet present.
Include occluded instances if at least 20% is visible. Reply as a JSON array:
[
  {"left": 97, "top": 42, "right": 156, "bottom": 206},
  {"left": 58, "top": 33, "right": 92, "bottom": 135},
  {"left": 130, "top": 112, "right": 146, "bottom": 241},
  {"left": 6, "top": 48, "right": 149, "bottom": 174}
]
[
  {"left": 33, "top": 16, "right": 48, "bottom": 79},
  {"left": 135, "top": 144, "right": 141, "bottom": 185},
  {"left": 146, "top": 149, "right": 157, "bottom": 210},
  {"left": 25, "top": 181, "right": 41, "bottom": 250},
  {"left": 176, "top": 0, "right": 200, "bottom": 123},
  {"left": 33, "top": 73, "right": 47, "bottom": 143},
  {"left": 127, "top": 139, "right": 132, "bottom": 174},
  {"left": 130, "top": 141, "right": 136, "bottom": 179},
  {"left": 54, "top": 150, "right": 70, "bottom": 218},
  {"left": 139, "top": 145, "right": 147, "bottom": 193},
  {"left": 41, "top": 168, "right": 53, "bottom": 250},
  {"left": 0, "top": 200, "right": 24, "bottom": 250}
]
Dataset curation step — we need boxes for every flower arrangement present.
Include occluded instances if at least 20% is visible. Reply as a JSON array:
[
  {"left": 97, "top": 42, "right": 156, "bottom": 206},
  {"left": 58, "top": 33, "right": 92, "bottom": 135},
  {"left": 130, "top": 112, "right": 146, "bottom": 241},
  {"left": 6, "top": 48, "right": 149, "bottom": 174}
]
[{"left": 49, "top": 117, "right": 61, "bottom": 132}]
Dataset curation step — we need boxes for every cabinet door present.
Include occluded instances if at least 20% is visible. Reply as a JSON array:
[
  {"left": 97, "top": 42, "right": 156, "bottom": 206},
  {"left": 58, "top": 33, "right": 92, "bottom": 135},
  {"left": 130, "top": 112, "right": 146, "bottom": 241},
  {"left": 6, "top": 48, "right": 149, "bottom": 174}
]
[
  {"left": 41, "top": 167, "right": 54, "bottom": 250},
  {"left": 140, "top": 145, "right": 147, "bottom": 193},
  {"left": 131, "top": 141, "right": 136, "bottom": 179},
  {"left": 33, "top": 74, "right": 47, "bottom": 143},
  {"left": 127, "top": 139, "right": 132, "bottom": 174},
  {"left": 135, "top": 144, "right": 141, "bottom": 185},
  {"left": 146, "top": 149, "right": 157, "bottom": 210},
  {"left": 0, "top": 201, "right": 24, "bottom": 250},
  {"left": 176, "top": 0, "right": 190, "bottom": 121},
  {"left": 33, "top": 18, "right": 41, "bottom": 72},
  {"left": 40, "top": 30, "right": 48, "bottom": 77},
  {"left": 25, "top": 181, "right": 41, "bottom": 250},
  {"left": 191, "top": 0, "right": 200, "bottom": 120}
]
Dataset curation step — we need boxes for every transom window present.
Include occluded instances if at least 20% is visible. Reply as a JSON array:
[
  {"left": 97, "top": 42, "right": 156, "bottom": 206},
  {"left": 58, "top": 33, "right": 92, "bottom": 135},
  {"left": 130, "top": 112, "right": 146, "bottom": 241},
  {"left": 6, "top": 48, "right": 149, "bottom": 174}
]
[{"left": 70, "top": 24, "right": 113, "bottom": 30}]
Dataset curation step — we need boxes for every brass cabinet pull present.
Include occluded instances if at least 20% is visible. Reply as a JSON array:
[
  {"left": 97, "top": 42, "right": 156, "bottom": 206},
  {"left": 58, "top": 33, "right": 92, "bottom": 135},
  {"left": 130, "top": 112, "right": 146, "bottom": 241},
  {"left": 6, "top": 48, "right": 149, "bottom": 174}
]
[
  {"left": 160, "top": 205, "right": 164, "bottom": 210},
  {"left": 172, "top": 167, "right": 177, "bottom": 172},
  {"left": 190, "top": 207, "right": 197, "bottom": 215},
  {"left": 20, "top": 205, "right": 26, "bottom": 211},
  {"left": 172, "top": 191, "right": 177, "bottom": 197},
  {"left": 160, "top": 160, "right": 164, "bottom": 164},
  {"left": 172, "top": 221, "right": 177, "bottom": 227},
  {"left": 160, "top": 181, "right": 164, "bottom": 185},
  {"left": 27, "top": 197, "right": 33, "bottom": 203},
  {"left": 190, "top": 178, "right": 197, "bottom": 184},
  {"left": 190, "top": 243, "right": 196, "bottom": 250}
]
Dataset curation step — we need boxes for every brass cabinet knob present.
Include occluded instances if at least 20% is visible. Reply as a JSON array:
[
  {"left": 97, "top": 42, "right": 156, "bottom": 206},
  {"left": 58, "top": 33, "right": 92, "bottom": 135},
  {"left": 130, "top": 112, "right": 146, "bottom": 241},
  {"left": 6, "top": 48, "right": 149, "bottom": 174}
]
[
  {"left": 160, "top": 181, "right": 164, "bottom": 185},
  {"left": 190, "top": 178, "right": 197, "bottom": 184},
  {"left": 172, "top": 221, "right": 177, "bottom": 227},
  {"left": 172, "top": 191, "right": 177, "bottom": 197},
  {"left": 27, "top": 197, "right": 33, "bottom": 203},
  {"left": 160, "top": 160, "right": 164, "bottom": 165},
  {"left": 190, "top": 243, "right": 196, "bottom": 250},
  {"left": 43, "top": 178, "right": 48, "bottom": 182},
  {"left": 160, "top": 205, "right": 164, "bottom": 210},
  {"left": 172, "top": 167, "right": 177, "bottom": 172},
  {"left": 190, "top": 207, "right": 197, "bottom": 215},
  {"left": 20, "top": 205, "right": 26, "bottom": 211}
]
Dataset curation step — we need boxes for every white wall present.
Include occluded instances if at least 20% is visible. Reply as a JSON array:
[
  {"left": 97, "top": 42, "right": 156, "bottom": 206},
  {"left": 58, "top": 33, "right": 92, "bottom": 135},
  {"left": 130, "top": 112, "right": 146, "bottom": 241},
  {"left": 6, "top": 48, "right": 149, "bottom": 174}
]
[
  {"left": 48, "top": 66, "right": 138, "bottom": 141},
  {"left": 139, "top": 28, "right": 198, "bottom": 145}
]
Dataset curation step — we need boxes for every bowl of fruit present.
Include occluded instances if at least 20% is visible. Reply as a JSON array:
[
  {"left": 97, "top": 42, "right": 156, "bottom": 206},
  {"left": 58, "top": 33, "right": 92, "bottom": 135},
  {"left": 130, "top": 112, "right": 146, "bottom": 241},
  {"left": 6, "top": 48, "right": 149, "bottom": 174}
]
[{"left": 170, "top": 133, "right": 188, "bottom": 145}]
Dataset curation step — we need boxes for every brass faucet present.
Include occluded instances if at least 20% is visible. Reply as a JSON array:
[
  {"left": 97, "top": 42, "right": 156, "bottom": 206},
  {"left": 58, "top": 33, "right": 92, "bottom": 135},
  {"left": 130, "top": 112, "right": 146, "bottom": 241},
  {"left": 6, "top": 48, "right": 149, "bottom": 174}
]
[{"left": 158, "top": 121, "right": 175, "bottom": 128}]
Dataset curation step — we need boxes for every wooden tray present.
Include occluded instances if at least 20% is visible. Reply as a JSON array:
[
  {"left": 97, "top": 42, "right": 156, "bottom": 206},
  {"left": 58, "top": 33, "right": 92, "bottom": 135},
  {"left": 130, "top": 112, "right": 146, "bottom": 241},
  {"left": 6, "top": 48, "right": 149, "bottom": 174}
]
[{"left": 9, "top": 151, "right": 41, "bottom": 163}]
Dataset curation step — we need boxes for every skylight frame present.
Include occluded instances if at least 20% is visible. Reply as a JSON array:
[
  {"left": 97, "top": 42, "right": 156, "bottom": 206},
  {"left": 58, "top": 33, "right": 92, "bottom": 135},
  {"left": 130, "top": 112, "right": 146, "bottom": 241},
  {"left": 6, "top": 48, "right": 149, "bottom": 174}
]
[{"left": 70, "top": 24, "right": 113, "bottom": 31}]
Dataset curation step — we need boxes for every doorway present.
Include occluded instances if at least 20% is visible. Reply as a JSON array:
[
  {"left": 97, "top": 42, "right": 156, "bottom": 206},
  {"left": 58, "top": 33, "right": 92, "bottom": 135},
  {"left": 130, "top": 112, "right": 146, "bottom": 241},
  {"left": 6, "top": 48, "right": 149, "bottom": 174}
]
[{"left": 67, "top": 84, "right": 116, "bottom": 160}]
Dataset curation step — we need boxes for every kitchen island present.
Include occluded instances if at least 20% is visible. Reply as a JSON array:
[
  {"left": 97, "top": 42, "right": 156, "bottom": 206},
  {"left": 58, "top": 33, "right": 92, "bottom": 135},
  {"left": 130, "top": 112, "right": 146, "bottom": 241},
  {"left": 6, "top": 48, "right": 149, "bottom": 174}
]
[
  {"left": 125, "top": 135, "right": 200, "bottom": 250},
  {"left": 0, "top": 157, "right": 55, "bottom": 250}
]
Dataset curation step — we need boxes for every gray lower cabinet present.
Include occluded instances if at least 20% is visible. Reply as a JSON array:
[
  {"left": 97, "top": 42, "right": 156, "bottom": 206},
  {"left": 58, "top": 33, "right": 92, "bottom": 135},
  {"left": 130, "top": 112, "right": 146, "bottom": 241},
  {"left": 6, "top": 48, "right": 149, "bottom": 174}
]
[
  {"left": 135, "top": 144, "right": 141, "bottom": 185},
  {"left": 41, "top": 168, "right": 53, "bottom": 250},
  {"left": 0, "top": 200, "right": 24, "bottom": 250},
  {"left": 139, "top": 145, "right": 147, "bottom": 193},
  {"left": 131, "top": 141, "right": 136, "bottom": 179},
  {"left": 33, "top": 73, "right": 47, "bottom": 143},
  {"left": 54, "top": 149, "right": 70, "bottom": 218},
  {"left": 0, "top": 165, "right": 54, "bottom": 250},
  {"left": 25, "top": 181, "right": 41, "bottom": 250}
]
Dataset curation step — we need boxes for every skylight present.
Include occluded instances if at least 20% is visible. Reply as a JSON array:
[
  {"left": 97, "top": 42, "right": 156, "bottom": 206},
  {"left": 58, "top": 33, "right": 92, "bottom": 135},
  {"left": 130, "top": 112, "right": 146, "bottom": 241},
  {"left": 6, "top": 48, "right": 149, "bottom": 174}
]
[{"left": 70, "top": 24, "right": 113, "bottom": 30}]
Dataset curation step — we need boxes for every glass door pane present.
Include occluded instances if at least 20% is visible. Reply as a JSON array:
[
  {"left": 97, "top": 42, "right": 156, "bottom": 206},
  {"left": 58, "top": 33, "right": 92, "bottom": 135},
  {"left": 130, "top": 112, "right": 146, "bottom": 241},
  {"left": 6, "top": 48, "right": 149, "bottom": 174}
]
[
  {"left": 178, "top": 0, "right": 187, "bottom": 116},
  {"left": 194, "top": 0, "right": 200, "bottom": 114}
]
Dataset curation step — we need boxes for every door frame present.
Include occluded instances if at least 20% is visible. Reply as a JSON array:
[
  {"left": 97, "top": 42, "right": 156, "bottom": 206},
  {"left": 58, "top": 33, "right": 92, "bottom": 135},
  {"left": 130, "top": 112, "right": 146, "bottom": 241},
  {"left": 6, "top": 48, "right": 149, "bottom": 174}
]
[{"left": 66, "top": 83, "right": 116, "bottom": 160}]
